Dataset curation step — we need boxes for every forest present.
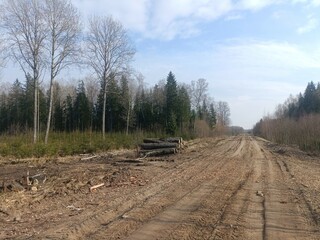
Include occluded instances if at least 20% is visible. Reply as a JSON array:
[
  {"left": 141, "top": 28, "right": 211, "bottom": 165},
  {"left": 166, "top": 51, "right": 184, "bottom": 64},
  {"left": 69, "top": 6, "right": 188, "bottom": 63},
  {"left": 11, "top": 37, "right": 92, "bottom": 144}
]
[
  {"left": 0, "top": 0, "right": 232, "bottom": 157},
  {"left": 0, "top": 72, "right": 229, "bottom": 137},
  {"left": 253, "top": 81, "right": 320, "bottom": 152}
]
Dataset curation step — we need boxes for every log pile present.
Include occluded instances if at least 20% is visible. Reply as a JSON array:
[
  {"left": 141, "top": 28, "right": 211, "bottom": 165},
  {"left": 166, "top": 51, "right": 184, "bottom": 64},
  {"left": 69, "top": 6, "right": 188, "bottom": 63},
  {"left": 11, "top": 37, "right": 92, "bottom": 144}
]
[{"left": 138, "top": 137, "right": 184, "bottom": 157}]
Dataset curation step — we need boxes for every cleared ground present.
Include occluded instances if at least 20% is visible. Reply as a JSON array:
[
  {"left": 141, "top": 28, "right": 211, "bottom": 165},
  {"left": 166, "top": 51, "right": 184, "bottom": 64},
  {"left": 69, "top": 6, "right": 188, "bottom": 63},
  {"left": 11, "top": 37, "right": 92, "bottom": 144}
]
[{"left": 1, "top": 135, "right": 320, "bottom": 239}]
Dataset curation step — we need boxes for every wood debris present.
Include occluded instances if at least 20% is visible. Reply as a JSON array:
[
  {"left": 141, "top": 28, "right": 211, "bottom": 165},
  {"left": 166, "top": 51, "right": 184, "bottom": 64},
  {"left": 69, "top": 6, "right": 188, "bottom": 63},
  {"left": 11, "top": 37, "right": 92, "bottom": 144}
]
[
  {"left": 89, "top": 183, "right": 105, "bottom": 192},
  {"left": 138, "top": 137, "right": 185, "bottom": 157}
]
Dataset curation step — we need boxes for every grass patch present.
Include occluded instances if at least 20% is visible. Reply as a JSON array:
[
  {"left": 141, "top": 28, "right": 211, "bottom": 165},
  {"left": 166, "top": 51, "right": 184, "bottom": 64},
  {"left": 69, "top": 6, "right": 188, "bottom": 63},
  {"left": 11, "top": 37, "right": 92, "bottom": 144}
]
[
  {"left": 0, "top": 130, "right": 190, "bottom": 159},
  {"left": 0, "top": 131, "right": 150, "bottom": 158}
]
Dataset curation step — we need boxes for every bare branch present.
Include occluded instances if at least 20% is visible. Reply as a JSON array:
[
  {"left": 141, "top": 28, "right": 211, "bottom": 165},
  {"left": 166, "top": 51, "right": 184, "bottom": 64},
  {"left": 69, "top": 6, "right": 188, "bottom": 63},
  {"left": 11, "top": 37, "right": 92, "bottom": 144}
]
[{"left": 85, "top": 15, "right": 135, "bottom": 139}]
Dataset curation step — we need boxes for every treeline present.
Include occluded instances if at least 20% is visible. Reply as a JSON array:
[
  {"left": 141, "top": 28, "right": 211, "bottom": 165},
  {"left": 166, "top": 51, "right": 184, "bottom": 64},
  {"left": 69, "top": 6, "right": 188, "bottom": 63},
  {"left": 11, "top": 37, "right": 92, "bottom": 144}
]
[
  {"left": 253, "top": 81, "right": 320, "bottom": 151},
  {"left": 0, "top": 71, "right": 230, "bottom": 138}
]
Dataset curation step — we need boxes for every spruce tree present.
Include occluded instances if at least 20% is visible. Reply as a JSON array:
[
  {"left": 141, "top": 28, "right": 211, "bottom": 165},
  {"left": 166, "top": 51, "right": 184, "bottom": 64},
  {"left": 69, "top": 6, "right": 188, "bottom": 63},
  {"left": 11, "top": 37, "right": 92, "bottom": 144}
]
[{"left": 165, "top": 71, "right": 178, "bottom": 135}]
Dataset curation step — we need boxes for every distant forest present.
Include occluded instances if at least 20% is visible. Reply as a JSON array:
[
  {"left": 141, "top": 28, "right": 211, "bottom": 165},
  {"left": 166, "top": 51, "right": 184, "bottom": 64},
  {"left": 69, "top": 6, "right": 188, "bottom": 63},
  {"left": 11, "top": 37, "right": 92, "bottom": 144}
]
[
  {"left": 253, "top": 81, "right": 320, "bottom": 151},
  {"left": 0, "top": 71, "right": 230, "bottom": 138}
]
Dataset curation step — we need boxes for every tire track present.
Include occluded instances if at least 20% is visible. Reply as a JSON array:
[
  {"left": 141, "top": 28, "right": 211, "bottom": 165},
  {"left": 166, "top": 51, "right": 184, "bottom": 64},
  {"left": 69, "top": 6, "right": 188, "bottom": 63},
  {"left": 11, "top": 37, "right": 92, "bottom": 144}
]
[{"left": 38, "top": 138, "right": 237, "bottom": 239}]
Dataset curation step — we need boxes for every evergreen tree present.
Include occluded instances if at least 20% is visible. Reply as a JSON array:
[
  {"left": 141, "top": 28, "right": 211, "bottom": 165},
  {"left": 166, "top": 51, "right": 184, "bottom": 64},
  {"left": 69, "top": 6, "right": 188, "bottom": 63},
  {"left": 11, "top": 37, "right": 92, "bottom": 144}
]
[
  {"left": 74, "top": 81, "right": 90, "bottom": 131},
  {"left": 7, "top": 79, "right": 24, "bottom": 131},
  {"left": 165, "top": 71, "right": 178, "bottom": 134},
  {"left": 303, "top": 81, "right": 318, "bottom": 114},
  {"left": 176, "top": 85, "right": 191, "bottom": 133},
  {"left": 63, "top": 94, "right": 74, "bottom": 132},
  {"left": 152, "top": 83, "right": 166, "bottom": 129},
  {"left": 0, "top": 92, "right": 8, "bottom": 133},
  {"left": 22, "top": 74, "right": 35, "bottom": 130},
  {"left": 105, "top": 74, "right": 121, "bottom": 132},
  {"left": 209, "top": 103, "right": 217, "bottom": 129}
]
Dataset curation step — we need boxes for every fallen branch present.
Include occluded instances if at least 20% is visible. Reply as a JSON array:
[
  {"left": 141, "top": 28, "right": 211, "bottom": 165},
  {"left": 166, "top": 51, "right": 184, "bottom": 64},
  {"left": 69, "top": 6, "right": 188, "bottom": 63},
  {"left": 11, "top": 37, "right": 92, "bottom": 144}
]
[{"left": 90, "top": 183, "right": 105, "bottom": 192}]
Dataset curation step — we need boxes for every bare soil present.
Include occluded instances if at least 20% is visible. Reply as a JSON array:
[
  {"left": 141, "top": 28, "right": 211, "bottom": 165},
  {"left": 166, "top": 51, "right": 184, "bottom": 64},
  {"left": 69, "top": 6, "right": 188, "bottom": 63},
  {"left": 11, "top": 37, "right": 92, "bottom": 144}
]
[{"left": 1, "top": 135, "right": 320, "bottom": 239}]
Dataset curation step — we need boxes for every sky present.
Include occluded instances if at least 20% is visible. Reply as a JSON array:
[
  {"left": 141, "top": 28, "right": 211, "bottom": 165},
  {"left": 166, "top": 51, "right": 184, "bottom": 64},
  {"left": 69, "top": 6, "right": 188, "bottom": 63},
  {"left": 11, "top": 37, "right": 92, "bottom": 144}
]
[{"left": 3, "top": 0, "right": 320, "bottom": 129}]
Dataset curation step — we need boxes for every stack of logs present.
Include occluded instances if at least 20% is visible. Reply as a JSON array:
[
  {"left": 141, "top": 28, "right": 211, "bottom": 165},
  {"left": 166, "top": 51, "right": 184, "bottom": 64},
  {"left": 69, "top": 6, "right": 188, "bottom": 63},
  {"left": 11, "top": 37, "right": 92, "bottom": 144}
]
[{"left": 138, "top": 137, "right": 184, "bottom": 157}]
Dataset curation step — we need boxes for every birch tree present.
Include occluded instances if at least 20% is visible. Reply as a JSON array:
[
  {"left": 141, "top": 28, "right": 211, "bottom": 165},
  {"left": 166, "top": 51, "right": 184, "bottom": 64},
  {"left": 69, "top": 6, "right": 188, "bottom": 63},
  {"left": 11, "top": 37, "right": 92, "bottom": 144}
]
[
  {"left": 1, "top": 0, "right": 46, "bottom": 143},
  {"left": 86, "top": 16, "right": 135, "bottom": 139},
  {"left": 43, "top": 0, "right": 81, "bottom": 144}
]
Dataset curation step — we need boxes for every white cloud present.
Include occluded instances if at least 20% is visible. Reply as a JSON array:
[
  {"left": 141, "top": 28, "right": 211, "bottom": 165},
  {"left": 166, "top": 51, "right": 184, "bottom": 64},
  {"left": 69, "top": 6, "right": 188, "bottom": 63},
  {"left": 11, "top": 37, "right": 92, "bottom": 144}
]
[
  {"left": 238, "top": 0, "right": 283, "bottom": 11},
  {"left": 292, "top": 0, "right": 320, "bottom": 6},
  {"left": 297, "top": 15, "right": 318, "bottom": 34},
  {"left": 139, "top": 0, "right": 234, "bottom": 40},
  {"left": 213, "top": 40, "right": 320, "bottom": 71},
  {"left": 72, "top": 0, "right": 320, "bottom": 40},
  {"left": 73, "top": 0, "right": 234, "bottom": 40},
  {"left": 71, "top": 0, "right": 149, "bottom": 32}
]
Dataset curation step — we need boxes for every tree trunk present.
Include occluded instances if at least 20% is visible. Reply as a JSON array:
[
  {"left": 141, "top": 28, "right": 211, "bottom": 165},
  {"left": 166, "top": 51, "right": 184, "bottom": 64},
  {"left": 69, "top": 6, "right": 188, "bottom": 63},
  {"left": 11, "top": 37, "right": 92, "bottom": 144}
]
[
  {"left": 34, "top": 83, "right": 37, "bottom": 143},
  {"left": 45, "top": 78, "right": 54, "bottom": 144},
  {"left": 102, "top": 76, "right": 107, "bottom": 140},
  {"left": 139, "top": 148, "right": 177, "bottom": 157},
  {"left": 143, "top": 138, "right": 164, "bottom": 144},
  {"left": 45, "top": 32, "right": 56, "bottom": 145},
  {"left": 140, "top": 143, "right": 178, "bottom": 150},
  {"left": 126, "top": 101, "right": 130, "bottom": 136},
  {"left": 33, "top": 70, "right": 38, "bottom": 144}
]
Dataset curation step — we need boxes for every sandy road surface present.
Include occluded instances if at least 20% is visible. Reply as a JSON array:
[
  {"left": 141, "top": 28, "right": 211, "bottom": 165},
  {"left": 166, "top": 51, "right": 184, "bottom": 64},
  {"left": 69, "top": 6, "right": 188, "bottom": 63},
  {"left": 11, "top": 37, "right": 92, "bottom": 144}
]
[{"left": 1, "top": 135, "right": 320, "bottom": 239}]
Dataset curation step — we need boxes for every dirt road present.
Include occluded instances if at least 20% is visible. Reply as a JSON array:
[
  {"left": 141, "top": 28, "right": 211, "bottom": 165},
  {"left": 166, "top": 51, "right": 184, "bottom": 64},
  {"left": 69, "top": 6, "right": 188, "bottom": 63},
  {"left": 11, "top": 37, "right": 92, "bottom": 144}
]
[{"left": 1, "top": 135, "right": 320, "bottom": 239}]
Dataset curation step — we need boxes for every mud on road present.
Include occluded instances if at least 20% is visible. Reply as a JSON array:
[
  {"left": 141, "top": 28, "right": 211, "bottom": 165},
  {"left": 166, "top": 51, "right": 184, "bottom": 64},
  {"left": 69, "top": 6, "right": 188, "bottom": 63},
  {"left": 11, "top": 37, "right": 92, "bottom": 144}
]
[{"left": 1, "top": 135, "right": 320, "bottom": 239}]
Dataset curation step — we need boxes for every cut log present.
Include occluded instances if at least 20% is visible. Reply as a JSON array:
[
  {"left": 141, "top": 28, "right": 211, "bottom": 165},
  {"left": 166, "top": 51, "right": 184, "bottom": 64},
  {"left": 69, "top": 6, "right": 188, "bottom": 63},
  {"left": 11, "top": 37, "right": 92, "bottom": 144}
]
[
  {"left": 143, "top": 138, "right": 164, "bottom": 144},
  {"left": 140, "top": 143, "right": 178, "bottom": 150},
  {"left": 140, "top": 148, "right": 177, "bottom": 157},
  {"left": 164, "top": 137, "right": 182, "bottom": 143}
]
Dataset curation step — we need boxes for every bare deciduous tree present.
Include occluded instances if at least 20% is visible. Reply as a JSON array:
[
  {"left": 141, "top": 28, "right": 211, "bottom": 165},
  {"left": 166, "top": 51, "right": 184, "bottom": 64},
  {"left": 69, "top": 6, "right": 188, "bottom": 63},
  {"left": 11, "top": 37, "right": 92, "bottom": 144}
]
[
  {"left": 189, "top": 78, "right": 208, "bottom": 110},
  {"left": 216, "top": 101, "right": 231, "bottom": 126},
  {"left": 44, "top": 0, "right": 81, "bottom": 144},
  {"left": 0, "top": 39, "right": 5, "bottom": 75},
  {"left": 2, "top": 0, "right": 46, "bottom": 143},
  {"left": 0, "top": 5, "right": 6, "bottom": 73},
  {"left": 86, "top": 16, "right": 135, "bottom": 139}
]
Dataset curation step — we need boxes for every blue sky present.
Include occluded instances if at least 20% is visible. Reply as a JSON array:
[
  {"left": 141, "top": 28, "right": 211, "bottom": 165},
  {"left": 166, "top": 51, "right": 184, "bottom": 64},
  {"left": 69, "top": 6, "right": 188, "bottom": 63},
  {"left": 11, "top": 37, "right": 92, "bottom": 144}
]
[{"left": 3, "top": 0, "right": 320, "bottom": 129}]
